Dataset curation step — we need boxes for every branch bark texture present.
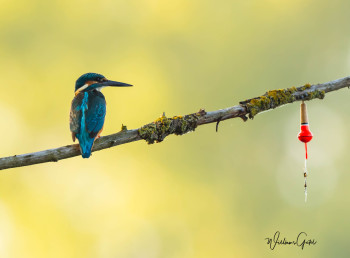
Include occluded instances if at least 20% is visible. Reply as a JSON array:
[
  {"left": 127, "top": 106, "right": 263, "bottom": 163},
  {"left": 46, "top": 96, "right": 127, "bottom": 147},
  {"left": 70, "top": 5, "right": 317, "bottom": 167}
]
[{"left": 1, "top": 76, "right": 350, "bottom": 170}]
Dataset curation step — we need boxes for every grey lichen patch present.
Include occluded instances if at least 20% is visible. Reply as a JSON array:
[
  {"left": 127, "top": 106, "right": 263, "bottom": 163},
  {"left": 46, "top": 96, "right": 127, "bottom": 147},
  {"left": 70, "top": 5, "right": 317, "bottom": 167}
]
[
  {"left": 49, "top": 153, "right": 59, "bottom": 162},
  {"left": 138, "top": 113, "right": 199, "bottom": 144},
  {"left": 240, "top": 84, "right": 325, "bottom": 119}
]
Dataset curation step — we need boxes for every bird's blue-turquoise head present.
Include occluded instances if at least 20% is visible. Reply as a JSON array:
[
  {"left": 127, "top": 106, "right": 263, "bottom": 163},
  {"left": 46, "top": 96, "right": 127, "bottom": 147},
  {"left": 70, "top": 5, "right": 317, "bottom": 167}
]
[{"left": 75, "top": 73, "right": 132, "bottom": 95}]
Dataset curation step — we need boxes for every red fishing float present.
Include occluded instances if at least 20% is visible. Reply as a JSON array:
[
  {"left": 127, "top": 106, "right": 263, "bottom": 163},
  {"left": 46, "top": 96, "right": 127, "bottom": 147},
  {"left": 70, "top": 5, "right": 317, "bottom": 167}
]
[{"left": 298, "top": 101, "right": 313, "bottom": 202}]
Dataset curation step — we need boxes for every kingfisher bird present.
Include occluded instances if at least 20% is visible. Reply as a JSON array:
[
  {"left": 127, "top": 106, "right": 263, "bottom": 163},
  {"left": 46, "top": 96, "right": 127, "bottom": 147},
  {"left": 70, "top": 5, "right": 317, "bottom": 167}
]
[{"left": 70, "top": 73, "right": 132, "bottom": 158}]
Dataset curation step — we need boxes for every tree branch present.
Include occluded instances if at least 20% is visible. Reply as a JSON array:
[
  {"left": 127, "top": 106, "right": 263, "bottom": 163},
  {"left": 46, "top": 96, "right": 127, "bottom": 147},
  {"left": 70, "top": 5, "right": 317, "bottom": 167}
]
[{"left": 1, "top": 76, "right": 349, "bottom": 170}]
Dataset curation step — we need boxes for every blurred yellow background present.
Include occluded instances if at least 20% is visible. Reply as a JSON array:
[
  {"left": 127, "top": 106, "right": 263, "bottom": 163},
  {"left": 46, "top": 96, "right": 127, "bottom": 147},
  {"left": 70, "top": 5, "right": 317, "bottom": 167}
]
[{"left": 1, "top": 0, "right": 350, "bottom": 257}]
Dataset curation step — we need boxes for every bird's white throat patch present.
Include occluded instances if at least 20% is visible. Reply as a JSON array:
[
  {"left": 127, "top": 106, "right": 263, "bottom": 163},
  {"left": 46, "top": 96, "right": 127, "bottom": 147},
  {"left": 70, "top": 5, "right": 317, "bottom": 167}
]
[{"left": 95, "top": 87, "right": 105, "bottom": 92}]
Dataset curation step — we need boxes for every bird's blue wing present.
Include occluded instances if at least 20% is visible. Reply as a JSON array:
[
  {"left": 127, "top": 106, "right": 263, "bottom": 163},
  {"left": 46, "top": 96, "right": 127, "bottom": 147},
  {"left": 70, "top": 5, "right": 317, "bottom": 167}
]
[
  {"left": 85, "top": 91, "right": 106, "bottom": 138},
  {"left": 70, "top": 93, "right": 84, "bottom": 140}
]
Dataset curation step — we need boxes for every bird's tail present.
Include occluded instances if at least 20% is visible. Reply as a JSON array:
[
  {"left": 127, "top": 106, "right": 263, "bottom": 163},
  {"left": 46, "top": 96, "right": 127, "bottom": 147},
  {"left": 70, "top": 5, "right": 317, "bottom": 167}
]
[
  {"left": 81, "top": 148, "right": 92, "bottom": 158},
  {"left": 77, "top": 134, "right": 95, "bottom": 159}
]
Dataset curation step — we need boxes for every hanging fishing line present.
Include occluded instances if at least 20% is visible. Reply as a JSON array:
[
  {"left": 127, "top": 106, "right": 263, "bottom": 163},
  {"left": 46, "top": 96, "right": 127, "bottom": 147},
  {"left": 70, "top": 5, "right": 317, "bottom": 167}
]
[{"left": 298, "top": 101, "right": 313, "bottom": 202}]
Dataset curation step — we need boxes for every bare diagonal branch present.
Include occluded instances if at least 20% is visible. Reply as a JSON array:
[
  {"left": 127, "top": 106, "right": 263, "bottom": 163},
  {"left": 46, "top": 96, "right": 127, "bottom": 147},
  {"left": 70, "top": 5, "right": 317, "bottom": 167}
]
[{"left": 1, "top": 76, "right": 349, "bottom": 170}]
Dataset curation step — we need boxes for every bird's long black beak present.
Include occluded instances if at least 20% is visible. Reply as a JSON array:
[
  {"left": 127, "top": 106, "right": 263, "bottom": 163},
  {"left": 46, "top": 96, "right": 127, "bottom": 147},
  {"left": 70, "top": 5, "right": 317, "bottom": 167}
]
[{"left": 100, "top": 80, "right": 133, "bottom": 87}]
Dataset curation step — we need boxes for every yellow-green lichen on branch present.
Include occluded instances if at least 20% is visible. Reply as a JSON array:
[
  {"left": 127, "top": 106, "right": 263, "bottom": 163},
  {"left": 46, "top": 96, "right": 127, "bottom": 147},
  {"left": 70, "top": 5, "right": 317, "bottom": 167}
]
[
  {"left": 138, "top": 113, "right": 199, "bottom": 144},
  {"left": 240, "top": 84, "right": 325, "bottom": 119},
  {"left": 302, "top": 89, "right": 325, "bottom": 100}
]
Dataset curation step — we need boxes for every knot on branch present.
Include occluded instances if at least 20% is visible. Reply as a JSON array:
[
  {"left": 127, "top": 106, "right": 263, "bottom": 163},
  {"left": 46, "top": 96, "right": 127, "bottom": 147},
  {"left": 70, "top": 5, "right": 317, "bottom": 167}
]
[
  {"left": 240, "top": 84, "right": 325, "bottom": 119},
  {"left": 138, "top": 113, "right": 199, "bottom": 144}
]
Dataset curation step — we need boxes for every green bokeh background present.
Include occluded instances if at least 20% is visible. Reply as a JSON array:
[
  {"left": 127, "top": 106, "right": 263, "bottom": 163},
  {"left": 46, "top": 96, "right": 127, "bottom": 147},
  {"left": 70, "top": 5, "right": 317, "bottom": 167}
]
[{"left": 1, "top": 0, "right": 350, "bottom": 257}]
